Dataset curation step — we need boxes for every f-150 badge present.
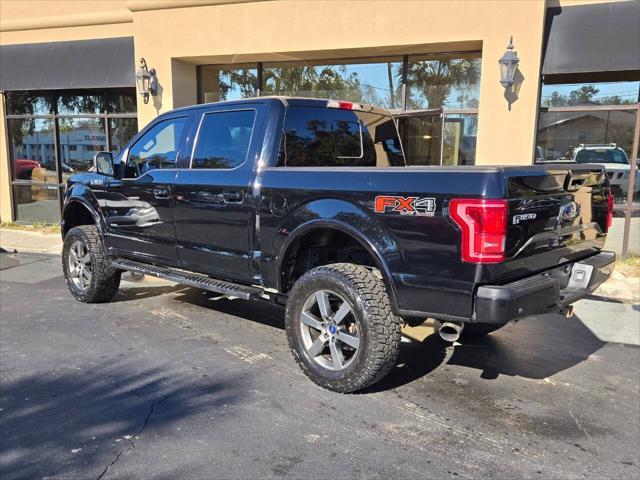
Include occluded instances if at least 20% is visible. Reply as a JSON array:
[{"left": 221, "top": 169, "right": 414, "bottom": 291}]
[{"left": 374, "top": 196, "right": 436, "bottom": 217}]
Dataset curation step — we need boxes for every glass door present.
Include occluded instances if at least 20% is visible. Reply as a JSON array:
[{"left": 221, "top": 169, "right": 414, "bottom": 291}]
[{"left": 395, "top": 110, "right": 443, "bottom": 166}]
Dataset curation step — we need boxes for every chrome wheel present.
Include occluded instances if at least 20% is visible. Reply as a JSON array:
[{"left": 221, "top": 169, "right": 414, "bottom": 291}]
[
  {"left": 299, "top": 289, "right": 360, "bottom": 371},
  {"left": 67, "top": 239, "right": 92, "bottom": 291}
]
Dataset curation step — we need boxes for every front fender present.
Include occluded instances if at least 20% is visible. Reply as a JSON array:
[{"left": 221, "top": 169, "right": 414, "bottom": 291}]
[
  {"left": 274, "top": 198, "right": 403, "bottom": 308},
  {"left": 62, "top": 183, "right": 107, "bottom": 238}
]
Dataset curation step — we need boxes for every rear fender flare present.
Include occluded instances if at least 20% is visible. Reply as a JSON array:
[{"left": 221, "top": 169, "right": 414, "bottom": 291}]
[{"left": 275, "top": 199, "right": 401, "bottom": 310}]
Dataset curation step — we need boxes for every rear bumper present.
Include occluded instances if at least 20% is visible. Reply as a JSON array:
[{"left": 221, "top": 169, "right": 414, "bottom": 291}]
[{"left": 474, "top": 251, "right": 615, "bottom": 324}]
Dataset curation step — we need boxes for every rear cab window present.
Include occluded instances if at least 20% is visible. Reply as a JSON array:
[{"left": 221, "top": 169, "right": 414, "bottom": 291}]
[{"left": 278, "top": 106, "right": 405, "bottom": 167}]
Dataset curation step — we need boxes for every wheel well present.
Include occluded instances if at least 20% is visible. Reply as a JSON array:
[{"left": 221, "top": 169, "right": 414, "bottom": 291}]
[
  {"left": 62, "top": 202, "right": 95, "bottom": 237},
  {"left": 280, "top": 228, "right": 381, "bottom": 293}
]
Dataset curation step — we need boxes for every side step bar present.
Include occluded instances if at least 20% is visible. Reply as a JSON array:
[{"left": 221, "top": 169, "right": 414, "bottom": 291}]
[{"left": 111, "top": 259, "right": 262, "bottom": 300}]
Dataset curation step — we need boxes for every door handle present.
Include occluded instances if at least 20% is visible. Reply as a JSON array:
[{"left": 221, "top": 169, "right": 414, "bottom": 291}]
[
  {"left": 153, "top": 185, "right": 171, "bottom": 199},
  {"left": 221, "top": 191, "right": 243, "bottom": 203}
]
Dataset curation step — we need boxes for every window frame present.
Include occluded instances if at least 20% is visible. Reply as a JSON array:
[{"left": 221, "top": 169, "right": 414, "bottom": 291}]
[{"left": 188, "top": 107, "right": 258, "bottom": 171}]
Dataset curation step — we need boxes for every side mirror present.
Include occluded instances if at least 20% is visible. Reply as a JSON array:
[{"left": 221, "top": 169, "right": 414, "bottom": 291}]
[{"left": 93, "top": 151, "right": 114, "bottom": 176}]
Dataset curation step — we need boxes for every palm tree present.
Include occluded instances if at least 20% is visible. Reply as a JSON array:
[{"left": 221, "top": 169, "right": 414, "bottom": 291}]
[{"left": 404, "top": 58, "right": 480, "bottom": 110}]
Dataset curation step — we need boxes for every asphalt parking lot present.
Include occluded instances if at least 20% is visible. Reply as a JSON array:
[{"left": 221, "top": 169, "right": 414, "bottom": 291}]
[{"left": 1, "top": 252, "right": 639, "bottom": 479}]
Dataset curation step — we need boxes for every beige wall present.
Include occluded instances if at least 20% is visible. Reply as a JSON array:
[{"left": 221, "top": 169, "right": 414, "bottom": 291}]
[
  {"left": 130, "top": 0, "right": 547, "bottom": 166},
  {"left": 0, "top": 0, "right": 620, "bottom": 222}
]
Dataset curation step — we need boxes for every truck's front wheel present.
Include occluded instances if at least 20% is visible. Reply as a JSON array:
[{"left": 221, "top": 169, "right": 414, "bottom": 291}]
[
  {"left": 62, "top": 225, "right": 121, "bottom": 303},
  {"left": 285, "top": 263, "right": 401, "bottom": 393}
]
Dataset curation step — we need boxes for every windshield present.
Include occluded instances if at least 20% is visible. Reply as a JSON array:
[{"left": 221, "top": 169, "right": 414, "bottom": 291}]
[{"left": 575, "top": 148, "right": 629, "bottom": 165}]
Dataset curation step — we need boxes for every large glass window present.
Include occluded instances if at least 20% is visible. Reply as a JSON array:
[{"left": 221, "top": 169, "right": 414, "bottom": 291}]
[
  {"left": 397, "top": 113, "right": 442, "bottom": 166},
  {"left": 58, "top": 118, "right": 106, "bottom": 179},
  {"left": 406, "top": 53, "right": 481, "bottom": 110},
  {"left": 279, "top": 106, "right": 404, "bottom": 167},
  {"left": 197, "top": 52, "right": 481, "bottom": 166},
  {"left": 537, "top": 109, "right": 636, "bottom": 161},
  {"left": 12, "top": 184, "right": 61, "bottom": 224},
  {"left": 192, "top": 110, "right": 255, "bottom": 169},
  {"left": 263, "top": 58, "right": 403, "bottom": 110},
  {"left": 535, "top": 80, "right": 640, "bottom": 257},
  {"left": 443, "top": 113, "right": 478, "bottom": 166},
  {"left": 7, "top": 93, "right": 54, "bottom": 115},
  {"left": 5, "top": 89, "right": 138, "bottom": 224},
  {"left": 8, "top": 118, "right": 57, "bottom": 181},
  {"left": 109, "top": 118, "right": 138, "bottom": 155},
  {"left": 199, "top": 64, "right": 258, "bottom": 103}
]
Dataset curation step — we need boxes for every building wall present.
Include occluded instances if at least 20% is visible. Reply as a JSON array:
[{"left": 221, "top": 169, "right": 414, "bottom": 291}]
[{"left": 0, "top": 0, "right": 601, "bottom": 222}]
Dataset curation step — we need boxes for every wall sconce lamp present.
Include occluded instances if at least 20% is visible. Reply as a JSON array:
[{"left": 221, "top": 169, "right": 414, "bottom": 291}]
[
  {"left": 135, "top": 57, "right": 157, "bottom": 104},
  {"left": 498, "top": 37, "right": 519, "bottom": 88}
]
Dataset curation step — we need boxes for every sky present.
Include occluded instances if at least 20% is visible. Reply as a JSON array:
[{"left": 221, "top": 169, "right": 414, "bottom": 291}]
[{"left": 540, "top": 81, "right": 640, "bottom": 103}]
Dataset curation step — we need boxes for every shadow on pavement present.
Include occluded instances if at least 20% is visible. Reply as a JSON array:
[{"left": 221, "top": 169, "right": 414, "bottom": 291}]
[
  {"left": 111, "top": 284, "right": 189, "bottom": 303},
  {"left": 0, "top": 362, "right": 242, "bottom": 480},
  {"left": 115, "top": 284, "right": 606, "bottom": 392},
  {"left": 171, "top": 287, "right": 286, "bottom": 330},
  {"left": 371, "top": 312, "right": 605, "bottom": 391}
]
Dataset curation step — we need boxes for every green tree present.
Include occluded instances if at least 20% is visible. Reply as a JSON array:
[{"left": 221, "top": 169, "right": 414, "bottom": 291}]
[
  {"left": 404, "top": 58, "right": 480, "bottom": 109},
  {"left": 542, "top": 91, "right": 569, "bottom": 107},
  {"left": 568, "top": 85, "right": 599, "bottom": 105},
  {"left": 217, "top": 68, "right": 257, "bottom": 100},
  {"left": 599, "top": 95, "right": 634, "bottom": 105}
]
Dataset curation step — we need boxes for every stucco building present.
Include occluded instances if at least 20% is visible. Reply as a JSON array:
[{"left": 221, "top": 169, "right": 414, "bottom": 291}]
[{"left": 0, "top": 0, "right": 638, "bottom": 243}]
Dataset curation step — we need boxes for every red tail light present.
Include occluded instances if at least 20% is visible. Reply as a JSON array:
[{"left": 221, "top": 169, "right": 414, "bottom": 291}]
[
  {"left": 449, "top": 198, "right": 508, "bottom": 264},
  {"left": 607, "top": 193, "right": 614, "bottom": 229}
]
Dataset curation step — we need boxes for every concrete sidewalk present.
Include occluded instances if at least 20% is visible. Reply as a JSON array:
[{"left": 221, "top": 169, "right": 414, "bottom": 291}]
[
  {"left": 0, "top": 228, "right": 62, "bottom": 254},
  {"left": 1, "top": 227, "right": 638, "bottom": 303}
]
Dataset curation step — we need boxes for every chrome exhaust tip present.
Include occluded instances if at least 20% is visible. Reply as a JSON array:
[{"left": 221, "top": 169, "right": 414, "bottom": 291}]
[{"left": 438, "top": 322, "right": 464, "bottom": 342}]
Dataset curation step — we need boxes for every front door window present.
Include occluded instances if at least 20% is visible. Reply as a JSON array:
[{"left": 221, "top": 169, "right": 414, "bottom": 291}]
[{"left": 124, "top": 117, "right": 187, "bottom": 177}]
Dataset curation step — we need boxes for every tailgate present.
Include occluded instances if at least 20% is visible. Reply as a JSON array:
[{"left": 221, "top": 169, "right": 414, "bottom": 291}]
[{"left": 494, "top": 165, "right": 610, "bottom": 282}]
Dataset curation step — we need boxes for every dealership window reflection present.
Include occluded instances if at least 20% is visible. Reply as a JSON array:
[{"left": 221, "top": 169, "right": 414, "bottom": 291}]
[
  {"left": 58, "top": 118, "right": 107, "bottom": 179},
  {"left": 6, "top": 89, "right": 138, "bottom": 224},
  {"left": 197, "top": 52, "right": 481, "bottom": 166}
]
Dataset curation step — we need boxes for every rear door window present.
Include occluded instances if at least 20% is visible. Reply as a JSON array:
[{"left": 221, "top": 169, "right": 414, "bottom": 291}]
[
  {"left": 279, "top": 106, "right": 404, "bottom": 167},
  {"left": 191, "top": 109, "right": 256, "bottom": 169}
]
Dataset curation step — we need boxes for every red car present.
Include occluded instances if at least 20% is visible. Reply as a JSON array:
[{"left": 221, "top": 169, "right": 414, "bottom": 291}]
[{"left": 14, "top": 158, "right": 41, "bottom": 180}]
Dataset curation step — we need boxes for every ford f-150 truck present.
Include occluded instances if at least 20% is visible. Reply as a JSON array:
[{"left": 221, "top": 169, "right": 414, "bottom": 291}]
[{"left": 61, "top": 97, "right": 615, "bottom": 392}]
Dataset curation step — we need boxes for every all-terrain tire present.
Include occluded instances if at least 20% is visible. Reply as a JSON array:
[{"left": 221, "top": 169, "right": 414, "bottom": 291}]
[
  {"left": 62, "top": 225, "right": 121, "bottom": 303},
  {"left": 285, "top": 263, "right": 401, "bottom": 393}
]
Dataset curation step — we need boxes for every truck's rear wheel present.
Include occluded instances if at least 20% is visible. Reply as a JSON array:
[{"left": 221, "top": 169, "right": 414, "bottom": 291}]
[
  {"left": 62, "top": 225, "right": 121, "bottom": 303},
  {"left": 285, "top": 263, "right": 401, "bottom": 393}
]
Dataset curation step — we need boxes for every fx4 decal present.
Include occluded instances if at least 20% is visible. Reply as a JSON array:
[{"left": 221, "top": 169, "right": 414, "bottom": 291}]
[{"left": 374, "top": 196, "right": 436, "bottom": 217}]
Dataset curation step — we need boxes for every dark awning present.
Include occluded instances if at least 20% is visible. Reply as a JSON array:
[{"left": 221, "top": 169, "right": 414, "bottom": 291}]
[
  {"left": 0, "top": 37, "right": 135, "bottom": 91},
  {"left": 542, "top": 1, "right": 640, "bottom": 83}
]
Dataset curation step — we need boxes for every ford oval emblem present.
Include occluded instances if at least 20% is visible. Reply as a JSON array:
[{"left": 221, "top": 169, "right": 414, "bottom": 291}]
[{"left": 559, "top": 201, "right": 580, "bottom": 221}]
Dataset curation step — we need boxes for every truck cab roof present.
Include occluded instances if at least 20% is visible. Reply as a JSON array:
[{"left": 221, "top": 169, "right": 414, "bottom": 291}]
[{"left": 169, "top": 96, "right": 393, "bottom": 117}]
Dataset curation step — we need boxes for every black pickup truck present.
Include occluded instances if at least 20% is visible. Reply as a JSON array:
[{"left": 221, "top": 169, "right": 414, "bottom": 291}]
[{"left": 61, "top": 97, "right": 615, "bottom": 392}]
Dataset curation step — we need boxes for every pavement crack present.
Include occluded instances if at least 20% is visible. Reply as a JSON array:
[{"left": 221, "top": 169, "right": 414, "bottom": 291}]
[
  {"left": 569, "top": 409, "right": 599, "bottom": 455},
  {"left": 95, "top": 395, "right": 169, "bottom": 480}
]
